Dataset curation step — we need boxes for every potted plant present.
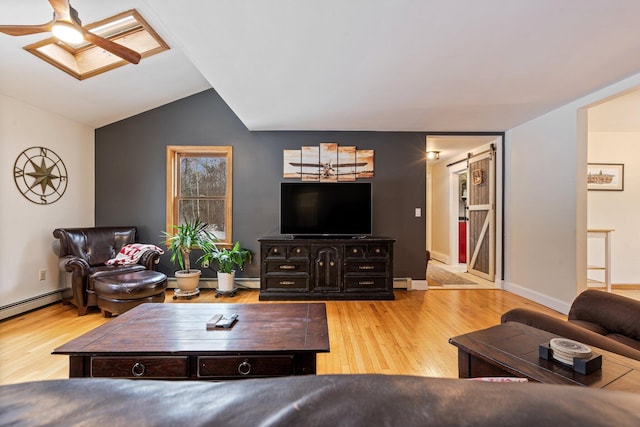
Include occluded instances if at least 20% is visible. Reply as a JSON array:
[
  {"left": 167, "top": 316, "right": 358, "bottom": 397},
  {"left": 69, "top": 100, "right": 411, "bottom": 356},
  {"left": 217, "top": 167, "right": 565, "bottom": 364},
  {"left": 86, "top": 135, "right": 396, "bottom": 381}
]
[
  {"left": 162, "top": 218, "right": 216, "bottom": 295},
  {"left": 200, "top": 241, "right": 252, "bottom": 293}
]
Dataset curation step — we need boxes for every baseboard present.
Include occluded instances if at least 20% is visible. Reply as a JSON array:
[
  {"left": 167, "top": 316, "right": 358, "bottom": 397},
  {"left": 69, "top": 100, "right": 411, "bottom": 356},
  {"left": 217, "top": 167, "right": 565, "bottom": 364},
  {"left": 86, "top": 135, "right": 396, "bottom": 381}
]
[
  {"left": 0, "top": 290, "right": 65, "bottom": 321},
  {"left": 429, "top": 250, "right": 449, "bottom": 264},
  {"left": 166, "top": 277, "right": 261, "bottom": 289},
  {"left": 394, "top": 278, "right": 410, "bottom": 289},
  {"left": 502, "top": 281, "right": 572, "bottom": 315},
  {"left": 409, "top": 279, "right": 428, "bottom": 290},
  {"left": 167, "top": 277, "right": 412, "bottom": 290}
]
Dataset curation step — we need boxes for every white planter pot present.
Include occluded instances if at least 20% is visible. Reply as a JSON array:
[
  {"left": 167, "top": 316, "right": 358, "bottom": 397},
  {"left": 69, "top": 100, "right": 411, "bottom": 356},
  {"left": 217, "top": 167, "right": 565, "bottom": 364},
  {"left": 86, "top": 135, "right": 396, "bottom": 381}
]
[
  {"left": 217, "top": 271, "right": 236, "bottom": 292},
  {"left": 175, "top": 270, "right": 201, "bottom": 292}
]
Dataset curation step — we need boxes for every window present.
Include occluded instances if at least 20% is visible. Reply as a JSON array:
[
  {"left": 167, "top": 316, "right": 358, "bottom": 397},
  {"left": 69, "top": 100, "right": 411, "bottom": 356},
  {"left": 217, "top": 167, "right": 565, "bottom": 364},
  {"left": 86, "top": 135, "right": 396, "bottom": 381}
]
[{"left": 166, "top": 146, "right": 232, "bottom": 246}]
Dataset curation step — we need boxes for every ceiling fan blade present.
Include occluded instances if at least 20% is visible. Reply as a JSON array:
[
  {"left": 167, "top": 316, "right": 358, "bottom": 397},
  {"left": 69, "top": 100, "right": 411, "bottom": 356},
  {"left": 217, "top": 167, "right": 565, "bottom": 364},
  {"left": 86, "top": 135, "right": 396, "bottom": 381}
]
[
  {"left": 80, "top": 29, "right": 141, "bottom": 64},
  {"left": 49, "top": 0, "right": 72, "bottom": 21},
  {"left": 0, "top": 22, "right": 53, "bottom": 36}
]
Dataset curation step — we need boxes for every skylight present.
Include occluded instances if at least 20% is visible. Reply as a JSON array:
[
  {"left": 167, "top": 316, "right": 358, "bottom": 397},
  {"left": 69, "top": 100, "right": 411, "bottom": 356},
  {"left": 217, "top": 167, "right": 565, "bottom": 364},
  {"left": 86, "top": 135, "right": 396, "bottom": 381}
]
[{"left": 23, "top": 9, "right": 169, "bottom": 80}]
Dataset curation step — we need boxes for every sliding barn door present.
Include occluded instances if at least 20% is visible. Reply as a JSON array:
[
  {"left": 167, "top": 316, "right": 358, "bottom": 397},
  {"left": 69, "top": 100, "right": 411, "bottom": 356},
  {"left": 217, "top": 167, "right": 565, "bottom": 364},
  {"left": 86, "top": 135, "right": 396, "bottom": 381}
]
[{"left": 466, "top": 148, "right": 495, "bottom": 281}]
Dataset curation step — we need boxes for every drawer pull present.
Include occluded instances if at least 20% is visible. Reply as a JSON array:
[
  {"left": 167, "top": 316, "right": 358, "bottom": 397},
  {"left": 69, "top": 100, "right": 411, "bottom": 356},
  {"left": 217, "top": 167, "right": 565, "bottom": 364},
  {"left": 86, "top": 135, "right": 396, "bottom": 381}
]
[
  {"left": 238, "top": 360, "right": 252, "bottom": 375},
  {"left": 359, "top": 281, "right": 375, "bottom": 285},
  {"left": 279, "top": 265, "right": 296, "bottom": 270},
  {"left": 131, "top": 362, "right": 146, "bottom": 377},
  {"left": 359, "top": 265, "right": 375, "bottom": 270},
  {"left": 279, "top": 281, "right": 295, "bottom": 285}
]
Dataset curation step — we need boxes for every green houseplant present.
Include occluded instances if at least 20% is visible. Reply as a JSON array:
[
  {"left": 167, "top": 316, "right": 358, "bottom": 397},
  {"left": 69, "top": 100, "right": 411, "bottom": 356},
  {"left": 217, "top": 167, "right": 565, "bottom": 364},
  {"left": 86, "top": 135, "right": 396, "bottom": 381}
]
[
  {"left": 200, "top": 241, "right": 252, "bottom": 292},
  {"left": 162, "top": 218, "right": 216, "bottom": 294}
]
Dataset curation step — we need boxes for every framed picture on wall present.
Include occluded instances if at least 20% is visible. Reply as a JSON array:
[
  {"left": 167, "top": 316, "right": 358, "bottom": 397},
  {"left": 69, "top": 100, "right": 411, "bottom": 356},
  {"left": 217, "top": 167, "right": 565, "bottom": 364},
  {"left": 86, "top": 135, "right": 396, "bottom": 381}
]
[{"left": 587, "top": 163, "right": 624, "bottom": 191}]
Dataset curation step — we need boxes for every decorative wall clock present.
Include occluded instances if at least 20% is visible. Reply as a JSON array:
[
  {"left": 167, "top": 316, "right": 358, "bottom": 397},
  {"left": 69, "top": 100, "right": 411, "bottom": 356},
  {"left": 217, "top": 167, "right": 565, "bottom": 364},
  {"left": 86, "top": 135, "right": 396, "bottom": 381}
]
[{"left": 14, "top": 146, "right": 68, "bottom": 205}]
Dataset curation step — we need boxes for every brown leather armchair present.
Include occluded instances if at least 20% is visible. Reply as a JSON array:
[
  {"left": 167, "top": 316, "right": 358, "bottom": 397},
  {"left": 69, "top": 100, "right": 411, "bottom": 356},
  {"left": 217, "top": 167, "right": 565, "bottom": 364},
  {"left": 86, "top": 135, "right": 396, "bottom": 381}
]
[{"left": 53, "top": 227, "right": 163, "bottom": 315}]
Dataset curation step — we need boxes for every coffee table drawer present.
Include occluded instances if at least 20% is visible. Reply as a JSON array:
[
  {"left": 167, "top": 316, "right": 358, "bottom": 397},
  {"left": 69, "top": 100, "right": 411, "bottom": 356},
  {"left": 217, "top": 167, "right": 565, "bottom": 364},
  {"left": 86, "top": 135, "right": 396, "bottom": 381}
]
[
  {"left": 198, "top": 355, "right": 294, "bottom": 378},
  {"left": 91, "top": 356, "right": 188, "bottom": 378}
]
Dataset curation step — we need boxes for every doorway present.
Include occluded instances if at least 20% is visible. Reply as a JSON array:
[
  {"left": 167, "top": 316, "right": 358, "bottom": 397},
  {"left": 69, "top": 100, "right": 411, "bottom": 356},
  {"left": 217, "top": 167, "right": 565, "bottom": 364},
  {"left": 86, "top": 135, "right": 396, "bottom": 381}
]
[
  {"left": 426, "top": 134, "right": 503, "bottom": 285},
  {"left": 584, "top": 87, "right": 640, "bottom": 294}
]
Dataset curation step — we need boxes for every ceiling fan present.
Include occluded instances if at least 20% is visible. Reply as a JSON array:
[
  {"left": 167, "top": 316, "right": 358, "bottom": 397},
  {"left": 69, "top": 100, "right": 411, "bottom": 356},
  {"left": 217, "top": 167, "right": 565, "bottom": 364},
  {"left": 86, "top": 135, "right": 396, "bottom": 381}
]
[{"left": 0, "top": 0, "right": 141, "bottom": 64}]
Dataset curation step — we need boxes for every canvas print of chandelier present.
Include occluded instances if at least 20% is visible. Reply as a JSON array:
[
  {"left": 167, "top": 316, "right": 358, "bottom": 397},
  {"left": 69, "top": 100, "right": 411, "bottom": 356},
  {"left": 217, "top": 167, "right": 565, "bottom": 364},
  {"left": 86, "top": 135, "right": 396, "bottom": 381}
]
[{"left": 283, "top": 143, "right": 374, "bottom": 182}]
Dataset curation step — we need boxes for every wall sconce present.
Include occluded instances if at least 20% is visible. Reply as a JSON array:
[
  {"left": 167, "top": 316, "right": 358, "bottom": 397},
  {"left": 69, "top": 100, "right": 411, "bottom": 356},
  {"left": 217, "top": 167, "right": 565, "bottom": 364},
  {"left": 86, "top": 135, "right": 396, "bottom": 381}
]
[{"left": 426, "top": 151, "right": 440, "bottom": 160}]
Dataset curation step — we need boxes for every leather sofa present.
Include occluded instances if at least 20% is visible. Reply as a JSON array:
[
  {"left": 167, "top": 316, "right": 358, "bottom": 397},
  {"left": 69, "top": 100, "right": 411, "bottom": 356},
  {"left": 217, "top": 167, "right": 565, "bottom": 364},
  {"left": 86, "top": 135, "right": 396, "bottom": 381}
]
[
  {"left": 53, "top": 227, "right": 165, "bottom": 316},
  {"left": 1, "top": 375, "right": 638, "bottom": 426},
  {"left": 502, "top": 290, "right": 640, "bottom": 360}
]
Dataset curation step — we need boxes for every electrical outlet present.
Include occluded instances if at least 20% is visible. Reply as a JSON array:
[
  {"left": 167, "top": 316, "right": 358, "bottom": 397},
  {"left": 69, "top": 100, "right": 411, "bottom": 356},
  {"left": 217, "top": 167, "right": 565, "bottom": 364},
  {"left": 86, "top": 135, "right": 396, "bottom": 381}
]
[{"left": 39, "top": 269, "right": 46, "bottom": 281}]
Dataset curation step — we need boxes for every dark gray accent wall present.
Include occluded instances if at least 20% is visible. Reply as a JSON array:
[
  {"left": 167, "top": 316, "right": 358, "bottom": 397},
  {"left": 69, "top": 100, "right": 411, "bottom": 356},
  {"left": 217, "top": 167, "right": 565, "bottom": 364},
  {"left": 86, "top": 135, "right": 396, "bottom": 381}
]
[{"left": 96, "top": 89, "right": 427, "bottom": 280}]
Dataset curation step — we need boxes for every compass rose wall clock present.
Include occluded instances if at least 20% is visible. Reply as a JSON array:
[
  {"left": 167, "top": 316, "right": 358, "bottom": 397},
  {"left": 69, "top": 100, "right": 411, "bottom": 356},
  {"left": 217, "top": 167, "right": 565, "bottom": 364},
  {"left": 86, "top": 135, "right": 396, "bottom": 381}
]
[{"left": 14, "top": 147, "right": 68, "bottom": 205}]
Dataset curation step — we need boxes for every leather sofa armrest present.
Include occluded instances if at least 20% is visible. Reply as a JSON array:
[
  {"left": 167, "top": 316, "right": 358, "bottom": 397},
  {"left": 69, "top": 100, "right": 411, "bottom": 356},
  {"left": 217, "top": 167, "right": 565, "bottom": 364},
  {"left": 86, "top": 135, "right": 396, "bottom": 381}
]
[
  {"left": 502, "top": 308, "right": 640, "bottom": 361},
  {"left": 138, "top": 248, "right": 162, "bottom": 270},
  {"left": 57, "top": 255, "right": 92, "bottom": 315},
  {"left": 58, "top": 255, "right": 90, "bottom": 274},
  {"left": 501, "top": 309, "right": 576, "bottom": 336},
  {"left": 569, "top": 290, "right": 640, "bottom": 342}
]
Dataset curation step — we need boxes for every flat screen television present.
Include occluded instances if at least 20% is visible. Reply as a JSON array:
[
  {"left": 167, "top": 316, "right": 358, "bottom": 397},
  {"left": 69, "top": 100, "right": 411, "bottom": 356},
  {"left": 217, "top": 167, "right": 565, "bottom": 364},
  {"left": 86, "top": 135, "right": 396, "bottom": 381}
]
[{"left": 280, "top": 182, "right": 372, "bottom": 237}]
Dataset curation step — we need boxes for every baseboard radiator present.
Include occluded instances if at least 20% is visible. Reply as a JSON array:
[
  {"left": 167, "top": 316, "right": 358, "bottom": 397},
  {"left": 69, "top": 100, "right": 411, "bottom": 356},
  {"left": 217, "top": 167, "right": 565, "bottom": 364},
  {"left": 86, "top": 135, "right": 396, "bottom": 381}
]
[
  {"left": 0, "top": 289, "right": 66, "bottom": 321},
  {"left": 2, "top": 278, "right": 414, "bottom": 320},
  {"left": 167, "top": 277, "right": 411, "bottom": 289}
]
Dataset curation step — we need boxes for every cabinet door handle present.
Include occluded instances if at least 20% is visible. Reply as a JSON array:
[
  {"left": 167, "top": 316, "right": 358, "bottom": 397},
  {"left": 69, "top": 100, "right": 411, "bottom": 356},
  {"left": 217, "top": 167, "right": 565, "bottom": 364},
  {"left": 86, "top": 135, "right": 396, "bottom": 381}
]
[
  {"left": 279, "top": 281, "right": 295, "bottom": 285},
  {"left": 359, "top": 265, "right": 375, "bottom": 270},
  {"left": 279, "top": 265, "right": 296, "bottom": 270},
  {"left": 359, "top": 281, "right": 375, "bottom": 285},
  {"left": 238, "top": 360, "right": 252, "bottom": 376},
  {"left": 131, "top": 362, "right": 146, "bottom": 377}
]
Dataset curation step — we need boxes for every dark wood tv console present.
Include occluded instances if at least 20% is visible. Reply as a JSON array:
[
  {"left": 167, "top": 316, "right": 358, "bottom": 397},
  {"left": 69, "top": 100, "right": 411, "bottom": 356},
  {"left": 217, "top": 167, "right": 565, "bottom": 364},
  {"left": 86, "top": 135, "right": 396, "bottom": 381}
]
[{"left": 258, "top": 236, "right": 395, "bottom": 301}]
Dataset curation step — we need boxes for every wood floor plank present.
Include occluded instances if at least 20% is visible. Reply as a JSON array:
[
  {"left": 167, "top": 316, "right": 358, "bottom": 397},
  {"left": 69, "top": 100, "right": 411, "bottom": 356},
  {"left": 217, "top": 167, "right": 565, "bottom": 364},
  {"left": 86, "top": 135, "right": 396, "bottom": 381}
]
[{"left": 0, "top": 288, "right": 564, "bottom": 385}]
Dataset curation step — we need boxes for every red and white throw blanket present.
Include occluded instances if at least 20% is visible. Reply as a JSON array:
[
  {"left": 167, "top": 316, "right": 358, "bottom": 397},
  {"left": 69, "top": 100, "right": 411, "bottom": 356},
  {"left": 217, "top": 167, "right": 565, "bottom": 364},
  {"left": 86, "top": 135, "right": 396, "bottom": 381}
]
[{"left": 105, "top": 244, "right": 164, "bottom": 266}]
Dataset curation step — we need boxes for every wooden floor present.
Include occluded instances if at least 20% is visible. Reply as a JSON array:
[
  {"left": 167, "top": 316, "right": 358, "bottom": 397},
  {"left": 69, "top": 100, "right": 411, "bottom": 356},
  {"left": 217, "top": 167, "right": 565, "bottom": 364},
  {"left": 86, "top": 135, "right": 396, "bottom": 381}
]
[{"left": 0, "top": 288, "right": 569, "bottom": 386}]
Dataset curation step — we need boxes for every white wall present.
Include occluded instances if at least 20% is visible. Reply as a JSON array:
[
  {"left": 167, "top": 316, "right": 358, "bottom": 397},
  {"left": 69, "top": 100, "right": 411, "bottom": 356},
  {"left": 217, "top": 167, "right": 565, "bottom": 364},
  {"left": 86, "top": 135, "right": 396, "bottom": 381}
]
[
  {"left": 587, "top": 132, "right": 640, "bottom": 284},
  {"left": 428, "top": 160, "right": 452, "bottom": 262},
  {"left": 503, "top": 73, "right": 640, "bottom": 313},
  {"left": 0, "top": 94, "right": 94, "bottom": 318}
]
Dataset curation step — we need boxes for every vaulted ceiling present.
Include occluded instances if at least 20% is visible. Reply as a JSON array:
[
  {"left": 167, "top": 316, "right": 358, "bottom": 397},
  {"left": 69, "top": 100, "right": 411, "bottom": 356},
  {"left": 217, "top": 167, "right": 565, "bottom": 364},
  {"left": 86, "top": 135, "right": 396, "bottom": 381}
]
[{"left": 1, "top": 0, "right": 639, "bottom": 131}]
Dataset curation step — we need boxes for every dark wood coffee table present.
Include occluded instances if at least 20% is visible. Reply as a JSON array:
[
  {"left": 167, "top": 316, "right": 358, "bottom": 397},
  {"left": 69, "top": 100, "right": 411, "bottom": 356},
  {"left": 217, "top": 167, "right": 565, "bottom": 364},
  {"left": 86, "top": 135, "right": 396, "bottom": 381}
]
[
  {"left": 449, "top": 322, "right": 640, "bottom": 392},
  {"left": 53, "top": 303, "right": 330, "bottom": 381}
]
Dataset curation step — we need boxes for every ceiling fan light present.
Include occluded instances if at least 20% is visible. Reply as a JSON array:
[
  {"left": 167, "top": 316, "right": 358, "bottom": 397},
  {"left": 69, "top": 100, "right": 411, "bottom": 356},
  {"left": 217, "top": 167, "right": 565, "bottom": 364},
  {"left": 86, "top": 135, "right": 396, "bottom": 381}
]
[{"left": 51, "top": 22, "right": 84, "bottom": 44}]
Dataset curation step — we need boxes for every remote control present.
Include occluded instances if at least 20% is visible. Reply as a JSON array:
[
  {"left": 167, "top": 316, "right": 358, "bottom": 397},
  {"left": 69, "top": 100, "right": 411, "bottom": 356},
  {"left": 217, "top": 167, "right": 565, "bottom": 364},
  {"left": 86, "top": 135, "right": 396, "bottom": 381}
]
[{"left": 215, "top": 314, "right": 238, "bottom": 328}]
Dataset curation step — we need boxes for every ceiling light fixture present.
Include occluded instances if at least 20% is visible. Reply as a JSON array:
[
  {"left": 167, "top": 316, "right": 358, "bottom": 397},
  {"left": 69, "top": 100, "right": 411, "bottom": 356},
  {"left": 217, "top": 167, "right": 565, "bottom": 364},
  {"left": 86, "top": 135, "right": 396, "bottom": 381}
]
[
  {"left": 50, "top": 6, "right": 85, "bottom": 45},
  {"left": 23, "top": 9, "right": 168, "bottom": 80},
  {"left": 426, "top": 151, "right": 440, "bottom": 160},
  {"left": 51, "top": 21, "right": 84, "bottom": 44}
]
